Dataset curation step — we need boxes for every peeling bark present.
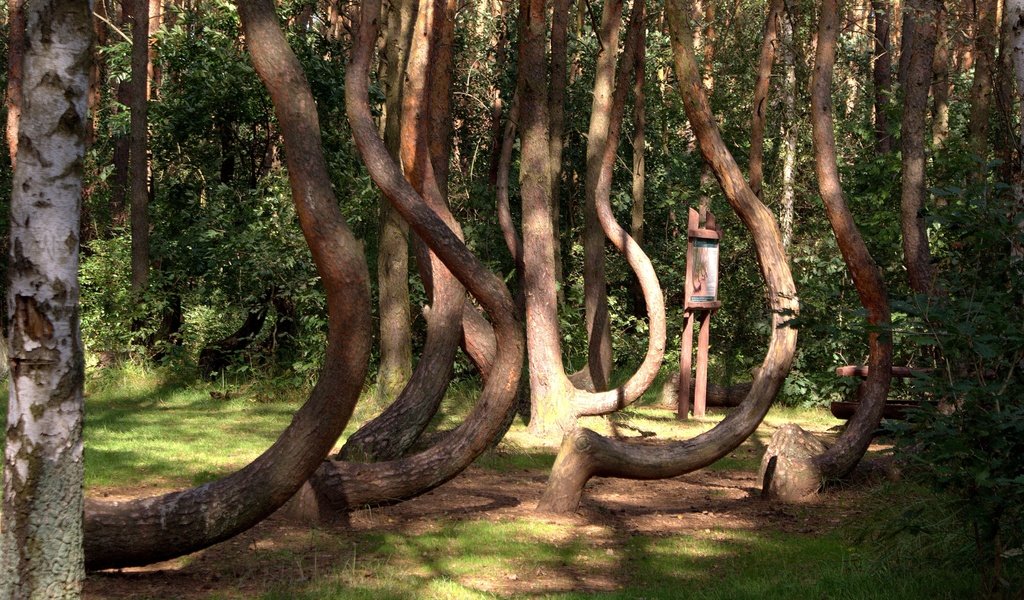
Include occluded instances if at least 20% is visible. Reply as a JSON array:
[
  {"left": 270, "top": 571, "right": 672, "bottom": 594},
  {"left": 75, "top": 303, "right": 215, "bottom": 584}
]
[{"left": 1, "top": 0, "right": 90, "bottom": 595}]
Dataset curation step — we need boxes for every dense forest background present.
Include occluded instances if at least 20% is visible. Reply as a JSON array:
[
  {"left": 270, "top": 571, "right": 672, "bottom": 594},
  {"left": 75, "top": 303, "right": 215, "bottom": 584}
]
[{"left": 6, "top": 0, "right": 1016, "bottom": 401}]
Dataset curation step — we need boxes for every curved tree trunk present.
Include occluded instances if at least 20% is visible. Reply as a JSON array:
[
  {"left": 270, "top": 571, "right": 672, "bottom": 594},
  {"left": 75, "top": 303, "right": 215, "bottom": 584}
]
[
  {"left": 581, "top": 0, "right": 624, "bottom": 392},
  {"left": 375, "top": 0, "right": 417, "bottom": 405},
  {"left": 761, "top": 0, "right": 894, "bottom": 503},
  {"left": 83, "top": 0, "right": 374, "bottom": 569},
  {"left": 296, "top": 0, "right": 524, "bottom": 515},
  {"left": 900, "top": 0, "right": 941, "bottom": 295},
  {"left": 537, "top": 2, "right": 799, "bottom": 515},
  {"left": 340, "top": 0, "right": 467, "bottom": 462},
  {"left": 0, "top": 1, "right": 90, "bottom": 594},
  {"left": 749, "top": 0, "right": 785, "bottom": 199},
  {"left": 522, "top": 0, "right": 666, "bottom": 439}
]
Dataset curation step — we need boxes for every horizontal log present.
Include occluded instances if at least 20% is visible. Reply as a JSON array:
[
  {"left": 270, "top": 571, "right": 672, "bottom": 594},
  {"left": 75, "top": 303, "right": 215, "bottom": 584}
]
[
  {"left": 835, "top": 365, "right": 925, "bottom": 378},
  {"left": 830, "top": 400, "right": 919, "bottom": 420}
]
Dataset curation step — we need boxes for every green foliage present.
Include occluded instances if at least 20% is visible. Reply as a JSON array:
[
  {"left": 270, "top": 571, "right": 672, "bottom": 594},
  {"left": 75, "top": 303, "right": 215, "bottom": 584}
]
[{"left": 888, "top": 180, "right": 1024, "bottom": 595}]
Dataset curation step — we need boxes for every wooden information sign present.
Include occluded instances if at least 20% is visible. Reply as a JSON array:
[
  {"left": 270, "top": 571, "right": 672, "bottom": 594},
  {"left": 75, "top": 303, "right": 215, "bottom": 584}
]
[{"left": 678, "top": 207, "right": 722, "bottom": 420}]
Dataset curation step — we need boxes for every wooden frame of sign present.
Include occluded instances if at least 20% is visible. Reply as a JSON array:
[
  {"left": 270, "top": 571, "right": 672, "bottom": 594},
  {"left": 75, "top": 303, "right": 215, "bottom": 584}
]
[{"left": 678, "top": 207, "right": 722, "bottom": 420}]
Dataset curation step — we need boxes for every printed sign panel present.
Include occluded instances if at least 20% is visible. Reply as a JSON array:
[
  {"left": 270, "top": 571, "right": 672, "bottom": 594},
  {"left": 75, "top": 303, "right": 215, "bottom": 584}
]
[{"left": 689, "top": 238, "right": 719, "bottom": 302}]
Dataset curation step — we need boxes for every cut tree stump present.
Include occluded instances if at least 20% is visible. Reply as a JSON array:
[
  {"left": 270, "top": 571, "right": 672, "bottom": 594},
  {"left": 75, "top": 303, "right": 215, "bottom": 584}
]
[{"left": 759, "top": 424, "right": 829, "bottom": 502}]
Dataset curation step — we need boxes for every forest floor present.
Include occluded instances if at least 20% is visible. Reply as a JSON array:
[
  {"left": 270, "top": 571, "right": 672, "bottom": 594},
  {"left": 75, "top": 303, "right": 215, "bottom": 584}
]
[{"left": 72, "top": 370, "right": 980, "bottom": 599}]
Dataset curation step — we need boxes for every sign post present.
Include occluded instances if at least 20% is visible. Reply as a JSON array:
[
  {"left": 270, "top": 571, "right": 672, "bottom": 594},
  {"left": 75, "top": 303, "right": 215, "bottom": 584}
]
[{"left": 678, "top": 207, "right": 722, "bottom": 420}]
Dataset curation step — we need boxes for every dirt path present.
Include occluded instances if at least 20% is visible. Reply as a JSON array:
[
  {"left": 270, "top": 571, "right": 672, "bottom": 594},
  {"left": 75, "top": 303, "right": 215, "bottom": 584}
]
[{"left": 84, "top": 459, "right": 871, "bottom": 599}]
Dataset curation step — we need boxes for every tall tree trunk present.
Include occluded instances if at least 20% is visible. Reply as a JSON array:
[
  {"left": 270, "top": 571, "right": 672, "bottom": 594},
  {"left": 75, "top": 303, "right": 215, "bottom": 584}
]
[
  {"left": 487, "top": 0, "right": 510, "bottom": 187},
  {"left": 130, "top": 0, "right": 151, "bottom": 293},
  {"left": 538, "top": 0, "right": 798, "bottom": 513},
  {"left": 930, "top": 8, "right": 950, "bottom": 147},
  {"left": 1009, "top": 0, "right": 1024, "bottom": 241},
  {"left": 83, "top": 0, "right": 374, "bottom": 568},
  {"left": 111, "top": 0, "right": 132, "bottom": 227},
  {"left": 88, "top": 0, "right": 110, "bottom": 148},
  {"left": 629, "top": 14, "right": 647, "bottom": 315},
  {"left": 549, "top": 0, "right": 571, "bottom": 304},
  {"left": 0, "top": 1, "right": 90, "bottom": 594},
  {"left": 750, "top": 0, "right": 785, "bottom": 198},
  {"left": 3, "top": 0, "right": 25, "bottom": 168},
  {"left": 766, "top": 0, "right": 893, "bottom": 501},
  {"left": 780, "top": 2, "right": 798, "bottom": 250},
  {"left": 375, "top": 0, "right": 417, "bottom": 404},
  {"left": 581, "top": 0, "right": 624, "bottom": 392},
  {"left": 900, "top": 0, "right": 941, "bottom": 294},
  {"left": 519, "top": 0, "right": 575, "bottom": 434},
  {"left": 968, "top": 0, "right": 998, "bottom": 177},
  {"left": 871, "top": 0, "right": 893, "bottom": 152},
  {"left": 996, "top": 0, "right": 1020, "bottom": 186}
]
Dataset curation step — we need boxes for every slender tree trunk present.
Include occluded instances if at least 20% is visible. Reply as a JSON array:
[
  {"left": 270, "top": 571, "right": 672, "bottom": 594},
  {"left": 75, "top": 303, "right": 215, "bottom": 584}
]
[
  {"left": 487, "top": 0, "right": 510, "bottom": 187},
  {"left": 930, "top": 8, "right": 950, "bottom": 147},
  {"left": 996, "top": 0, "right": 1019, "bottom": 186},
  {"left": 968, "top": 0, "right": 998, "bottom": 176},
  {"left": 581, "top": 0, "right": 624, "bottom": 392},
  {"left": 1009, "top": 0, "right": 1024, "bottom": 245},
  {"left": 4, "top": 0, "right": 25, "bottom": 168},
  {"left": 780, "top": 2, "right": 798, "bottom": 250},
  {"left": 549, "top": 0, "right": 571, "bottom": 304},
  {"left": 111, "top": 0, "right": 132, "bottom": 227},
  {"left": 519, "top": 0, "right": 576, "bottom": 434},
  {"left": 629, "top": 14, "right": 647, "bottom": 315},
  {"left": 148, "top": 0, "right": 163, "bottom": 93},
  {"left": 750, "top": 0, "right": 785, "bottom": 198},
  {"left": 871, "top": 0, "right": 893, "bottom": 152},
  {"left": 130, "top": 0, "right": 150, "bottom": 293},
  {"left": 88, "top": 0, "right": 110, "bottom": 148},
  {"left": 0, "top": 0, "right": 90, "bottom": 595},
  {"left": 376, "top": 0, "right": 417, "bottom": 404},
  {"left": 900, "top": 0, "right": 941, "bottom": 294}
]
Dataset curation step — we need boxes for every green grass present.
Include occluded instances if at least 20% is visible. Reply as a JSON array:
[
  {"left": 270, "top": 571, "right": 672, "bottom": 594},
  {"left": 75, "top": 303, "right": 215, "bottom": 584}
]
[
  {"left": 0, "top": 367, "right": 987, "bottom": 598},
  {"left": 245, "top": 518, "right": 978, "bottom": 599}
]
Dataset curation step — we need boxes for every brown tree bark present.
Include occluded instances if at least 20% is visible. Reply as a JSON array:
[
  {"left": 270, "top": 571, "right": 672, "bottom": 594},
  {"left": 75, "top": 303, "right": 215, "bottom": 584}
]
[
  {"left": 767, "top": 0, "right": 892, "bottom": 500},
  {"left": 581, "top": 0, "right": 624, "bottom": 391},
  {"left": 930, "top": 8, "right": 951, "bottom": 147},
  {"left": 750, "top": 0, "right": 786, "bottom": 198},
  {"left": 968, "top": 0, "right": 998, "bottom": 175},
  {"left": 900, "top": 0, "right": 941, "bottom": 294},
  {"left": 129, "top": 0, "right": 150, "bottom": 293},
  {"left": 1010, "top": 0, "right": 1024, "bottom": 225},
  {"left": 629, "top": 12, "right": 647, "bottom": 315},
  {"left": 520, "top": 0, "right": 666, "bottom": 438},
  {"left": 375, "top": 0, "right": 417, "bottom": 405},
  {"left": 341, "top": 0, "right": 467, "bottom": 462},
  {"left": 0, "top": 1, "right": 90, "bottom": 593},
  {"left": 537, "top": 1, "right": 799, "bottom": 514},
  {"left": 871, "top": 0, "right": 893, "bottom": 152},
  {"left": 111, "top": 0, "right": 132, "bottom": 227},
  {"left": 296, "top": 0, "right": 525, "bottom": 514},
  {"left": 549, "top": 0, "right": 571, "bottom": 304},
  {"left": 83, "top": 0, "right": 374, "bottom": 569}
]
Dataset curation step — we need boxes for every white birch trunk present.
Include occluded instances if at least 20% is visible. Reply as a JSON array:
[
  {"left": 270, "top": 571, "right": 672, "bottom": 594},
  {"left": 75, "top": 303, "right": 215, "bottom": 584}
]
[{"left": 0, "top": 1, "right": 90, "bottom": 597}]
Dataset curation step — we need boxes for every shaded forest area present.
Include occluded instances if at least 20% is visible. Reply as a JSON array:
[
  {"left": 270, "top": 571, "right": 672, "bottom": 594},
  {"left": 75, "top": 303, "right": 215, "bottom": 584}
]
[{"left": 1, "top": 0, "right": 1022, "bottom": 597}]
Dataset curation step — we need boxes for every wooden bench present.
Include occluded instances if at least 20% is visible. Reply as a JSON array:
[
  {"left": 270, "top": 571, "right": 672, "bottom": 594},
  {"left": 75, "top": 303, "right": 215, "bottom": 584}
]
[{"left": 830, "top": 365, "right": 928, "bottom": 420}]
